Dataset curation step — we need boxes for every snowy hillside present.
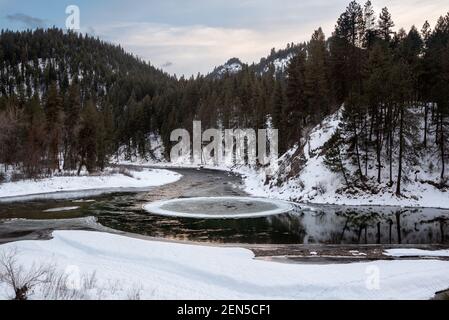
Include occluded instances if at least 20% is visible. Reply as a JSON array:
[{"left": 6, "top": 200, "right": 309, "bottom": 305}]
[
  {"left": 210, "top": 58, "right": 244, "bottom": 78},
  {"left": 264, "top": 54, "right": 294, "bottom": 73},
  {"left": 243, "top": 107, "right": 449, "bottom": 208},
  {"left": 209, "top": 43, "right": 300, "bottom": 79}
]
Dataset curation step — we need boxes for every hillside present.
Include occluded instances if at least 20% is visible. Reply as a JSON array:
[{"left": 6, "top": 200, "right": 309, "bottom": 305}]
[
  {"left": 0, "top": 28, "right": 177, "bottom": 179},
  {"left": 209, "top": 42, "right": 303, "bottom": 79},
  {"left": 0, "top": 28, "right": 173, "bottom": 101},
  {"left": 243, "top": 106, "right": 449, "bottom": 208}
]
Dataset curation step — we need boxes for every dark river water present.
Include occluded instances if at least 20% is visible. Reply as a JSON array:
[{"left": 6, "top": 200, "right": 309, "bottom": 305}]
[{"left": 0, "top": 168, "right": 448, "bottom": 245}]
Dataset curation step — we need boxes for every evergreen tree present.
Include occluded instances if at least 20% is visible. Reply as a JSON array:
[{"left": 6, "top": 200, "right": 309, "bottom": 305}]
[
  {"left": 363, "top": 1, "right": 377, "bottom": 48},
  {"left": 45, "top": 82, "right": 63, "bottom": 172},
  {"left": 324, "top": 129, "right": 349, "bottom": 185},
  {"left": 378, "top": 7, "right": 395, "bottom": 42},
  {"left": 63, "top": 83, "right": 81, "bottom": 170},
  {"left": 77, "top": 101, "right": 98, "bottom": 174},
  {"left": 285, "top": 51, "right": 308, "bottom": 145},
  {"left": 305, "top": 28, "right": 330, "bottom": 122}
]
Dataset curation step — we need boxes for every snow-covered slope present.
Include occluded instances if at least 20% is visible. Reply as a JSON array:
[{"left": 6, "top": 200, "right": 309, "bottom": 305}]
[
  {"left": 242, "top": 108, "right": 449, "bottom": 208},
  {"left": 210, "top": 58, "right": 244, "bottom": 78},
  {"left": 209, "top": 43, "right": 300, "bottom": 79},
  {"left": 262, "top": 54, "right": 294, "bottom": 74},
  {"left": 1, "top": 230, "right": 448, "bottom": 300}
]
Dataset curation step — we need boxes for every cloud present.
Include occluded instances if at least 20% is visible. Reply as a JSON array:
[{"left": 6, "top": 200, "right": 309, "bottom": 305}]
[
  {"left": 161, "top": 61, "right": 174, "bottom": 68},
  {"left": 95, "top": 22, "right": 325, "bottom": 76},
  {"left": 6, "top": 13, "right": 46, "bottom": 28}
]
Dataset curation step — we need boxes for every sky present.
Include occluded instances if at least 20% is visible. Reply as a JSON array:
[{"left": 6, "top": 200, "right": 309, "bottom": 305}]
[{"left": 1, "top": 0, "right": 449, "bottom": 76}]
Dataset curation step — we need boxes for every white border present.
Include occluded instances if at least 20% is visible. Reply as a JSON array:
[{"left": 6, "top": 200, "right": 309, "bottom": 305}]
[{"left": 143, "top": 196, "right": 294, "bottom": 219}]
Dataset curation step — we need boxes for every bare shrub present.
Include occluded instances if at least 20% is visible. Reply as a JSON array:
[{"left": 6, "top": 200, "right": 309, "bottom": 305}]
[
  {"left": 314, "top": 181, "right": 327, "bottom": 195},
  {"left": 10, "top": 172, "right": 25, "bottom": 182},
  {"left": 41, "top": 269, "right": 101, "bottom": 300},
  {"left": 0, "top": 249, "right": 146, "bottom": 300},
  {"left": 0, "top": 248, "right": 52, "bottom": 300},
  {"left": 82, "top": 271, "right": 98, "bottom": 291},
  {"left": 126, "top": 285, "right": 143, "bottom": 300},
  {"left": 41, "top": 269, "right": 84, "bottom": 300}
]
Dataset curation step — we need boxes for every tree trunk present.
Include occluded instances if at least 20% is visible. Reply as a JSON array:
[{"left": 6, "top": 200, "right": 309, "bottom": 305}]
[
  {"left": 423, "top": 103, "right": 428, "bottom": 148},
  {"left": 395, "top": 211, "right": 402, "bottom": 244},
  {"left": 377, "top": 127, "right": 382, "bottom": 184},
  {"left": 364, "top": 115, "right": 368, "bottom": 177},
  {"left": 440, "top": 113, "right": 445, "bottom": 181},
  {"left": 77, "top": 157, "right": 84, "bottom": 176},
  {"left": 354, "top": 129, "right": 363, "bottom": 179},
  {"left": 338, "top": 148, "right": 349, "bottom": 186},
  {"left": 396, "top": 106, "right": 404, "bottom": 196},
  {"left": 389, "top": 125, "right": 393, "bottom": 186}
]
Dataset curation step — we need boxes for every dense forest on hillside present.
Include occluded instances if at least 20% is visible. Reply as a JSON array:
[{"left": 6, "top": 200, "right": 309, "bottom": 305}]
[
  {"left": 0, "top": 28, "right": 176, "bottom": 177},
  {"left": 0, "top": 1, "right": 448, "bottom": 196}
]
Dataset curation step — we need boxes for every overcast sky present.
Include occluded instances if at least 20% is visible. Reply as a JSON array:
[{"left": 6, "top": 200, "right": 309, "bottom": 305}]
[{"left": 1, "top": 0, "right": 449, "bottom": 76}]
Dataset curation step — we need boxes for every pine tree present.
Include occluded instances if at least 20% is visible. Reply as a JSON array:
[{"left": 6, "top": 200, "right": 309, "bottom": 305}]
[
  {"left": 305, "top": 28, "right": 330, "bottom": 121},
  {"left": 271, "top": 80, "right": 286, "bottom": 152},
  {"left": 23, "top": 95, "right": 46, "bottom": 177},
  {"left": 335, "top": 1, "right": 365, "bottom": 48},
  {"left": 378, "top": 7, "right": 395, "bottom": 42},
  {"left": 285, "top": 50, "right": 308, "bottom": 146},
  {"left": 45, "top": 82, "right": 63, "bottom": 172},
  {"left": 324, "top": 129, "right": 349, "bottom": 185},
  {"left": 363, "top": 1, "right": 377, "bottom": 48},
  {"left": 63, "top": 83, "right": 81, "bottom": 170},
  {"left": 77, "top": 100, "right": 98, "bottom": 174}
]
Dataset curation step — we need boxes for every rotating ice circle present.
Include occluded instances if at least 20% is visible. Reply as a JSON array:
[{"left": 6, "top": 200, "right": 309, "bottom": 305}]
[{"left": 143, "top": 197, "right": 294, "bottom": 219}]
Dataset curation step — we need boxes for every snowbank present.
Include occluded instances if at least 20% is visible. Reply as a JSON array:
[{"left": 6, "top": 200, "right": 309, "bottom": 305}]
[
  {"left": 0, "top": 168, "right": 181, "bottom": 199},
  {"left": 0, "top": 230, "right": 448, "bottom": 300},
  {"left": 384, "top": 249, "right": 449, "bottom": 258}
]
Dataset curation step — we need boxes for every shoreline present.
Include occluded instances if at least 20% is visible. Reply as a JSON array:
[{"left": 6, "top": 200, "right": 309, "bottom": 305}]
[
  {"left": 0, "top": 167, "right": 181, "bottom": 202},
  {"left": 122, "top": 162, "right": 449, "bottom": 210}
]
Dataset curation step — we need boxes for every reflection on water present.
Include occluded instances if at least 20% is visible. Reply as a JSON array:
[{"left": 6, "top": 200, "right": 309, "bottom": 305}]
[
  {"left": 285, "top": 205, "right": 448, "bottom": 245},
  {"left": 0, "top": 192, "right": 448, "bottom": 245}
]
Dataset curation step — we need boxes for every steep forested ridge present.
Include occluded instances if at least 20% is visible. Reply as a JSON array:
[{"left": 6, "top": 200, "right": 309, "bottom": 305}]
[
  {"left": 1, "top": 1, "right": 449, "bottom": 199},
  {"left": 0, "top": 28, "right": 176, "bottom": 177}
]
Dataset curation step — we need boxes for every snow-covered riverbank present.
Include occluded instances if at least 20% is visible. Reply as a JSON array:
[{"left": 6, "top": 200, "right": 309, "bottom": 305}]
[
  {"left": 0, "top": 168, "right": 181, "bottom": 199},
  {"left": 0, "top": 230, "right": 448, "bottom": 300},
  {"left": 115, "top": 158, "right": 449, "bottom": 209},
  {"left": 115, "top": 107, "right": 449, "bottom": 209}
]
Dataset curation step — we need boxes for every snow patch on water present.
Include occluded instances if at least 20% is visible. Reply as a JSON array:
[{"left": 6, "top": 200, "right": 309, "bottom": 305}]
[{"left": 43, "top": 206, "right": 80, "bottom": 213}]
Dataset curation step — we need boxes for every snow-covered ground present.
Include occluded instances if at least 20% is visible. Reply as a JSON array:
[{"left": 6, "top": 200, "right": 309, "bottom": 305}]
[
  {"left": 0, "top": 230, "right": 448, "bottom": 300},
  {"left": 0, "top": 168, "right": 181, "bottom": 199}
]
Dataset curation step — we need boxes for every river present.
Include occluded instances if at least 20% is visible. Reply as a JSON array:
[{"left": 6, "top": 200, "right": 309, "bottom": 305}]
[{"left": 0, "top": 167, "right": 448, "bottom": 249}]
